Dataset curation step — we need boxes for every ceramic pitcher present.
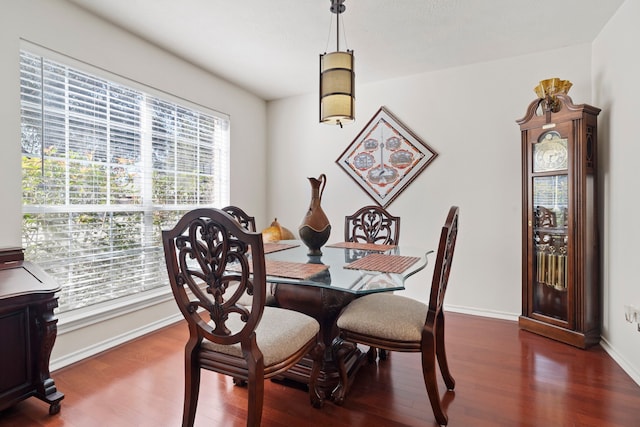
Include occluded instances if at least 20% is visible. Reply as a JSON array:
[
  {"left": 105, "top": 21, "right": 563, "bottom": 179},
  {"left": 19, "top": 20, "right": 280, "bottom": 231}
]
[{"left": 299, "top": 174, "right": 331, "bottom": 256}]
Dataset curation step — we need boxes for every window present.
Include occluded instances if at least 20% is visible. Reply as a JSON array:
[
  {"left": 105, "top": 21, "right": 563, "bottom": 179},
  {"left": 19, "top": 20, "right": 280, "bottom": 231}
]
[{"left": 20, "top": 50, "right": 230, "bottom": 313}]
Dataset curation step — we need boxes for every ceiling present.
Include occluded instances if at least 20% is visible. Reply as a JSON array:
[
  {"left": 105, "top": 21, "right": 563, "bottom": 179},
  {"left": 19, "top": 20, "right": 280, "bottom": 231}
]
[{"left": 66, "top": 0, "right": 624, "bottom": 101}]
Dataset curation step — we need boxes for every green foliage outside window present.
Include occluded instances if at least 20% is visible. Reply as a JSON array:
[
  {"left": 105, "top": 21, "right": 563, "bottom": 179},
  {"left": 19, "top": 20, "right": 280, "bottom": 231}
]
[{"left": 20, "top": 50, "right": 229, "bottom": 312}]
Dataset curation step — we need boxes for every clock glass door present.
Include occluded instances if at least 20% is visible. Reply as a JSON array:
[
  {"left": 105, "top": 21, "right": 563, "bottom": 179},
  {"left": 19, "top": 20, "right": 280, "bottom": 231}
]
[{"left": 531, "top": 131, "right": 569, "bottom": 322}]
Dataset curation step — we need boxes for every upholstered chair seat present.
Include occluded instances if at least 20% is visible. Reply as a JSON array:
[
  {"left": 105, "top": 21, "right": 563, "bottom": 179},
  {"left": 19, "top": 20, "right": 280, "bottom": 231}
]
[
  {"left": 203, "top": 306, "right": 320, "bottom": 367},
  {"left": 337, "top": 293, "right": 427, "bottom": 342}
]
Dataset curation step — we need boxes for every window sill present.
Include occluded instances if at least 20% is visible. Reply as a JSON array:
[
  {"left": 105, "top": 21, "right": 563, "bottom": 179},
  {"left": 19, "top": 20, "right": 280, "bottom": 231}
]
[{"left": 56, "top": 287, "right": 175, "bottom": 334}]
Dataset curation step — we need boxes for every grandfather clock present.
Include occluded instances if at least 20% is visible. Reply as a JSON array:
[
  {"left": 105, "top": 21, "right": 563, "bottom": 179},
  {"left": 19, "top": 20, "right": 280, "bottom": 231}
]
[{"left": 516, "top": 80, "right": 601, "bottom": 348}]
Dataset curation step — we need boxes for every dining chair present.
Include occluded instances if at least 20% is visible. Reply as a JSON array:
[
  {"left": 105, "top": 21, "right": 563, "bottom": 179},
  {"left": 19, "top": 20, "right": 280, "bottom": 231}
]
[
  {"left": 344, "top": 205, "right": 400, "bottom": 245},
  {"left": 221, "top": 205, "right": 273, "bottom": 307},
  {"left": 332, "top": 206, "right": 459, "bottom": 426},
  {"left": 163, "top": 208, "right": 324, "bottom": 427},
  {"left": 222, "top": 205, "right": 257, "bottom": 232},
  {"left": 344, "top": 205, "right": 401, "bottom": 361}
]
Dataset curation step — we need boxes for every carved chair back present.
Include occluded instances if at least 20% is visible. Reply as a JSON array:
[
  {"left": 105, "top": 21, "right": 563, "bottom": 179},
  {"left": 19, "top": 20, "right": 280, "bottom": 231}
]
[
  {"left": 427, "top": 206, "right": 459, "bottom": 326},
  {"left": 344, "top": 205, "right": 400, "bottom": 245},
  {"left": 163, "top": 208, "right": 266, "bottom": 347},
  {"left": 222, "top": 205, "right": 257, "bottom": 232}
]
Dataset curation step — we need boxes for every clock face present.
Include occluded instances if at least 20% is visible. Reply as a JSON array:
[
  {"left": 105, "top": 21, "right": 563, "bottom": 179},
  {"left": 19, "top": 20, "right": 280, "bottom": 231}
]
[{"left": 533, "top": 131, "right": 568, "bottom": 172}]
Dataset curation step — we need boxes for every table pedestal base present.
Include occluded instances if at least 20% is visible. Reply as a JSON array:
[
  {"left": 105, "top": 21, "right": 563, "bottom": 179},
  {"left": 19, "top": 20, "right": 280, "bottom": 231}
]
[
  {"left": 272, "top": 283, "right": 366, "bottom": 400},
  {"left": 274, "top": 343, "right": 365, "bottom": 400}
]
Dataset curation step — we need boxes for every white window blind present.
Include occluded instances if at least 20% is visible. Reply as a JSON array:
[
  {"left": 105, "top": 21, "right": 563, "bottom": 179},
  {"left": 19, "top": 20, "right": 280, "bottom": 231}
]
[{"left": 20, "top": 50, "right": 230, "bottom": 313}]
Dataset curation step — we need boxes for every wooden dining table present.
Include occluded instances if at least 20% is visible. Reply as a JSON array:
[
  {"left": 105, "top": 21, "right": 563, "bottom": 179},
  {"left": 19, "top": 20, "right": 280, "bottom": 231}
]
[{"left": 261, "top": 240, "right": 431, "bottom": 400}]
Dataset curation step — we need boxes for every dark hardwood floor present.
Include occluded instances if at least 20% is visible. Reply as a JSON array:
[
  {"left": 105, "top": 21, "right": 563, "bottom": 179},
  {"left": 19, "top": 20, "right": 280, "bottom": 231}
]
[{"left": 1, "top": 312, "right": 639, "bottom": 426}]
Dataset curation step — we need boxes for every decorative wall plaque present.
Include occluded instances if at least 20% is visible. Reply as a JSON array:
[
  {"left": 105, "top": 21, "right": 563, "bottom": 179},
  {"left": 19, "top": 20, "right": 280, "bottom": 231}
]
[{"left": 336, "top": 107, "right": 438, "bottom": 207}]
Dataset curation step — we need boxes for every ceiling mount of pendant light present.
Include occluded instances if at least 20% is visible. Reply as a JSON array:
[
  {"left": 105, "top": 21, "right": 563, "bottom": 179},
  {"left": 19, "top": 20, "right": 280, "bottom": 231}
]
[{"left": 320, "top": 0, "right": 355, "bottom": 128}]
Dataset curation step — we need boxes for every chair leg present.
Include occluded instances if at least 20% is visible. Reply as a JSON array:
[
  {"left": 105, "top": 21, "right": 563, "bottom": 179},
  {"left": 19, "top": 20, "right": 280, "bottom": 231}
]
[
  {"left": 422, "top": 335, "right": 448, "bottom": 426},
  {"left": 233, "top": 377, "right": 247, "bottom": 387},
  {"left": 435, "top": 311, "right": 455, "bottom": 390},
  {"left": 308, "top": 341, "right": 325, "bottom": 408},
  {"left": 247, "top": 375, "right": 265, "bottom": 427},
  {"left": 367, "top": 347, "right": 389, "bottom": 362},
  {"left": 183, "top": 343, "right": 201, "bottom": 427},
  {"left": 245, "top": 343, "right": 265, "bottom": 427},
  {"left": 366, "top": 346, "right": 378, "bottom": 363}
]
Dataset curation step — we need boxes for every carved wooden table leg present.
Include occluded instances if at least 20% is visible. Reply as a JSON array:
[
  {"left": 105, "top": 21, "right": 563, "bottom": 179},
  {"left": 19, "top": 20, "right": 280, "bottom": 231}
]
[
  {"left": 330, "top": 337, "right": 359, "bottom": 405},
  {"left": 272, "top": 284, "right": 367, "bottom": 399}
]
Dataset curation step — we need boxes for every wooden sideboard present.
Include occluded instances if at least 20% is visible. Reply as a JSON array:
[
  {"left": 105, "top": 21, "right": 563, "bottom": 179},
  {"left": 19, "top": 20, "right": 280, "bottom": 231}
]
[{"left": 0, "top": 248, "right": 64, "bottom": 415}]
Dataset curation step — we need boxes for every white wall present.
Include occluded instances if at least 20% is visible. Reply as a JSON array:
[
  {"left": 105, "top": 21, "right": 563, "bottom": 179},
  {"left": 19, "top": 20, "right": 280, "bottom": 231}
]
[
  {"left": 592, "top": 0, "right": 640, "bottom": 384},
  {"left": 267, "top": 45, "right": 591, "bottom": 316},
  {"left": 267, "top": 18, "right": 639, "bottom": 383},
  {"left": 0, "top": 0, "right": 268, "bottom": 367}
]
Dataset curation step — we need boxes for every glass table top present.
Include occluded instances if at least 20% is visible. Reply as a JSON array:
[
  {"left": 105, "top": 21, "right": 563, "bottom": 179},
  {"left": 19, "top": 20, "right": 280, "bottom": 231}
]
[{"left": 263, "top": 240, "right": 431, "bottom": 295}]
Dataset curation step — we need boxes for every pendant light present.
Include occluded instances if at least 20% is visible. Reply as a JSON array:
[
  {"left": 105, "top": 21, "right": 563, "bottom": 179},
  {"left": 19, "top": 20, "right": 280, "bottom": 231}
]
[{"left": 320, "top": 0, "right": 355, "bottom": 127}]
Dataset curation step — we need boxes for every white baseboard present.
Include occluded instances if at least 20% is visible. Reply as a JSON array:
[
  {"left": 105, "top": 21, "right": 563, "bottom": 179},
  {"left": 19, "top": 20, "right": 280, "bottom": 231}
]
[
  {"left": 445, "top": 304, "right": 520, "bottom": 321},
  {"left": 599, "top": 337, "right": 640, "bottom": 386},
  {"left": 50, "top": 313, "right": 183, "bottom": 372}
]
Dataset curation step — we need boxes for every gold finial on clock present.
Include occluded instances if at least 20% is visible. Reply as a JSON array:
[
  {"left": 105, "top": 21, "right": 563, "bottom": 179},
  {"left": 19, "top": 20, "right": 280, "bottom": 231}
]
[{"left": 534, "top": 78, "right": 572, "bottom": 115}]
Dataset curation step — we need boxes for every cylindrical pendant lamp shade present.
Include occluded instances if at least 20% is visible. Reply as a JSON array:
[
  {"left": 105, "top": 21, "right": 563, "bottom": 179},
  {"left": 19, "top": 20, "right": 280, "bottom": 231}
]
[{"left": 320, "top": 50, "right": 355, "bottom": 126}]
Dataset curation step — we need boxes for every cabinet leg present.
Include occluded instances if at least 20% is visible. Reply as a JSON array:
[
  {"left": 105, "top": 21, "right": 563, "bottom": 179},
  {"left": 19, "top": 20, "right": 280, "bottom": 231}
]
[
  {"left": 36, "top": 378, "right": 64, "bottom": 415},
  {"left": 49, "top": 401, "right": 61, "bottom": 415}
]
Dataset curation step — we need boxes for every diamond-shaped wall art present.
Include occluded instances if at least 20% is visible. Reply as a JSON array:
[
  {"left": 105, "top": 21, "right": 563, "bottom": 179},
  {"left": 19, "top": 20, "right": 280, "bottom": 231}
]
[{"left": 336, "top": 106, "right": 438, "bottom": 208}]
